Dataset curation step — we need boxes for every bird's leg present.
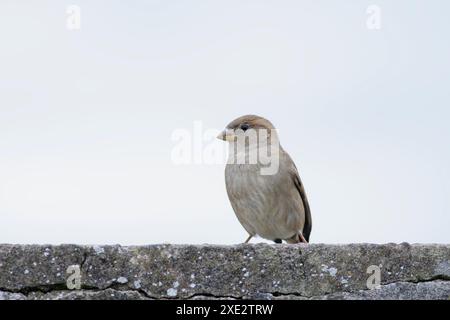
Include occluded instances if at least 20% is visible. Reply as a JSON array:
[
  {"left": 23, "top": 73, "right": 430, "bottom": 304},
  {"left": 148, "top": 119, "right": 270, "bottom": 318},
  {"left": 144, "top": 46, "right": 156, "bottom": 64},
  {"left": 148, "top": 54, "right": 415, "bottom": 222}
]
[
  {"left": 244, "top": 234, "right": 253, "bottom": 244},
  {"left": 299, "top": 233, "right": 308, "bottom": 244}
]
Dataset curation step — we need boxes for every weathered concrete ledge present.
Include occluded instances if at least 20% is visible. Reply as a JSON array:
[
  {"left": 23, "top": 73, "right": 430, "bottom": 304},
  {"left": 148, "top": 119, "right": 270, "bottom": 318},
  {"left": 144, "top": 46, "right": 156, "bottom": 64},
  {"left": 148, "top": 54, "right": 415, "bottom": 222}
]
[{"left": 0, "top": 244, "right": 449, "bottom": 300}]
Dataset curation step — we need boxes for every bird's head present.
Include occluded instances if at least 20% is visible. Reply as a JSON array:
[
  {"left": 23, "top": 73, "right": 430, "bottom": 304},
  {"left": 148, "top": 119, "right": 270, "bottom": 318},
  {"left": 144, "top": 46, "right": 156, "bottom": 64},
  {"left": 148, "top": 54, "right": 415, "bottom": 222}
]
[
  {"left": 217, "top": 115, "right": 278, "bottom": 144},
  {"left": 218, "top": 115, "right": 281, "bottom": 174}
]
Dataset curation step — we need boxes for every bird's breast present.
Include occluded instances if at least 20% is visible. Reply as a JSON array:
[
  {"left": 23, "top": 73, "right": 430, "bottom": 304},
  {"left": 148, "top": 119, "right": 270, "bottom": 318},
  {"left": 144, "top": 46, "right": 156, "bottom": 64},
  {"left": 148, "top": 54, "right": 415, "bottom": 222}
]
[{"left": 224, "top": 162, "right": 303, "bottom": 240}]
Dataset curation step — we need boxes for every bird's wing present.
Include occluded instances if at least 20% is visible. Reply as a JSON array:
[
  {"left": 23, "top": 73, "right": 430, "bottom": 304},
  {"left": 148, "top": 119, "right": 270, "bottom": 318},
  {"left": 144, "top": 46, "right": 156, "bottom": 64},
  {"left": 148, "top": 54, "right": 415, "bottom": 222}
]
[{"left": 292, "top": 171, "right": 312, "bottom": 242}]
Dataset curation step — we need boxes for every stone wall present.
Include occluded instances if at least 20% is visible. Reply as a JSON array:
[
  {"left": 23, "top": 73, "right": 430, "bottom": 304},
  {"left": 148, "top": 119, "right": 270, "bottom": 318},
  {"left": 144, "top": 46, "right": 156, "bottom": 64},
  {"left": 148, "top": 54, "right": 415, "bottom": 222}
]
[{"left": 0, "top": 244, "right": 449, "bottom": 300}]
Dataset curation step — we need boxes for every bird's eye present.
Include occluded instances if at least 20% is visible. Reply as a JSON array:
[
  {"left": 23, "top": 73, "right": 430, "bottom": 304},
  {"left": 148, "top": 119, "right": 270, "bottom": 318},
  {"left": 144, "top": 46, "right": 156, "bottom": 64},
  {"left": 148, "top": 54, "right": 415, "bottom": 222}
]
[{"left": 240, "top": 124, "right": 250, "bottom": 131}]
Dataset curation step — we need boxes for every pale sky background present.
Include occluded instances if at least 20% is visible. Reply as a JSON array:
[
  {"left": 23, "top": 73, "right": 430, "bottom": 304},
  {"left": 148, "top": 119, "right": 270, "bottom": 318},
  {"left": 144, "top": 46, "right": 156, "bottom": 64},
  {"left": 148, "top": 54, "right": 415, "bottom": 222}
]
[{"left": 0, "top": 1, "right": 449, "bottom": 245}]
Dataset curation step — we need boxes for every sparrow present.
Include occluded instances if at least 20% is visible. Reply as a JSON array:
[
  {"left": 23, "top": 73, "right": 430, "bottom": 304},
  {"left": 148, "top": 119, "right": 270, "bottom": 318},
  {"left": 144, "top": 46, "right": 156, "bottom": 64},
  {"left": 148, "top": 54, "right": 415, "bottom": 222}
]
[{"left": 217, "top": 115, "right": 312, "bottom": 244}]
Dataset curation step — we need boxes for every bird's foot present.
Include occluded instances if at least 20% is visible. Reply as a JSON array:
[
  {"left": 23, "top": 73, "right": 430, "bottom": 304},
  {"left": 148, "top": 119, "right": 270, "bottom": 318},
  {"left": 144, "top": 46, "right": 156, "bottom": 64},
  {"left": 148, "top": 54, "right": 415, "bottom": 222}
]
[{"left": 299, "top": 233, "right": 308, "bottom": 244}]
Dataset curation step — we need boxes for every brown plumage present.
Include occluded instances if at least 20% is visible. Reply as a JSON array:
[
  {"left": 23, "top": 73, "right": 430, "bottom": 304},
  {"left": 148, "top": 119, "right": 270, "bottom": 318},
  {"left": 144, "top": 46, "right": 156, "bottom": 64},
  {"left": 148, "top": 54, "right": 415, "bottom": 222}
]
[{"left": 217, "top": 115, "right": 312, "bottom": 244}]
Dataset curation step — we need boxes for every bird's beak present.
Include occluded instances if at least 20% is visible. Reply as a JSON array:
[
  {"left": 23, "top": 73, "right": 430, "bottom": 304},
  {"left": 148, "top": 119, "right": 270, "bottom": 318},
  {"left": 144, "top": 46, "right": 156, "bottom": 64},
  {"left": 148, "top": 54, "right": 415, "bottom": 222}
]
[{"left": 217, "top": 129, "right": 236, "bottom": 141}]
